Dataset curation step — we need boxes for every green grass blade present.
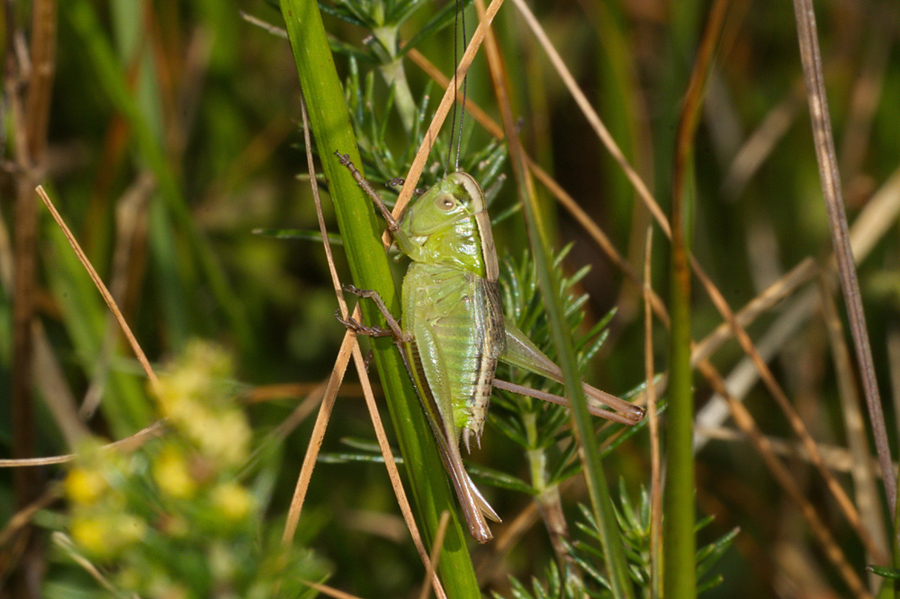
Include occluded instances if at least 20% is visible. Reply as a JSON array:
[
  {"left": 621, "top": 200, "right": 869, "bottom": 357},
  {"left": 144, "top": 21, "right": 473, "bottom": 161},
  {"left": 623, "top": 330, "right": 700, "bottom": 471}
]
[
  {"left": 511, "top": 137, "right": 635, "bottom": 599},
  {"left": 278, "top": 0, "right": 480, "bottom": 594}
]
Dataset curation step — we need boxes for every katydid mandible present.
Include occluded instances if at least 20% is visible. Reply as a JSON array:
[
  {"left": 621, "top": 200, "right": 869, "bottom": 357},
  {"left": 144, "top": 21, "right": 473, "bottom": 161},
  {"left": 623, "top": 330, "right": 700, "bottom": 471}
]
[{"left": 335, "top": 152, "right": 645, "bottom": 543}]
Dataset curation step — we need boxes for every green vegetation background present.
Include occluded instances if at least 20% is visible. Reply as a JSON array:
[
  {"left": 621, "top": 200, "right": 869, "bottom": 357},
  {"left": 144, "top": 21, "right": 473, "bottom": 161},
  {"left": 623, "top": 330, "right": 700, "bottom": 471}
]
[{"left": 1, "top": 0, "right": 899, "bottom": 597}]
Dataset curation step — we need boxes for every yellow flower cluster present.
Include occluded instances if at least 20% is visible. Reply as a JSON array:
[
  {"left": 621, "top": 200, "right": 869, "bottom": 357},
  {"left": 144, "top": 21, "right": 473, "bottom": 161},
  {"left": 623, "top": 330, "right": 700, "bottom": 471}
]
[
  {"left": 63, "top": 447, "right": 141, "bottom": 560},
  {"left": 154, "top": 341, "right": 251, "bottom": 468},
  {"left": 63, "top": 341, "right": 256, "bottom": 566}
]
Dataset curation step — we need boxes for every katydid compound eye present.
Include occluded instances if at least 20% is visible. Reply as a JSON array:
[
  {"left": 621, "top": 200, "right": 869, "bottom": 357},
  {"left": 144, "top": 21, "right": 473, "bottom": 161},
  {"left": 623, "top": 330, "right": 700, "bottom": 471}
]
[{"left": 435, "top": 195, "right": 455, "bottom": 211}]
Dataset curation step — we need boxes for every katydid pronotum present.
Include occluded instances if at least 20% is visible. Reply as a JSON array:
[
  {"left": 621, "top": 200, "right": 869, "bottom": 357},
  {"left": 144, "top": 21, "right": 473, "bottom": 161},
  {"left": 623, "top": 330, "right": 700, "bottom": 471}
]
[{"left": 335, "top": 151, "right": 645, "bottom": 543}]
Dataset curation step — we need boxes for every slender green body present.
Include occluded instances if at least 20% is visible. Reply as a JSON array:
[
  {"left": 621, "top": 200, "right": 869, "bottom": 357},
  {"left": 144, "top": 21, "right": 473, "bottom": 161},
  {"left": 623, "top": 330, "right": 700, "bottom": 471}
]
[
  {"left": 337, "top": 154, "right": 645, "bottom": 542},
  {"left": 393, "top": 172, "right": 503, "bottom": 448}
]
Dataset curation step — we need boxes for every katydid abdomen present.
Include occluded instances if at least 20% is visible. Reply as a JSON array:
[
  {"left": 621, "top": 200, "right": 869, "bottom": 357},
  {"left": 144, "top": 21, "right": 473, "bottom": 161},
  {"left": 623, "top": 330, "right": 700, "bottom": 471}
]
[
  {"left": 403, "top": 262, "right": 505, "bottom": 450},
  {"left": 399, "top": 262, "right": 504, "bottom": 542}
]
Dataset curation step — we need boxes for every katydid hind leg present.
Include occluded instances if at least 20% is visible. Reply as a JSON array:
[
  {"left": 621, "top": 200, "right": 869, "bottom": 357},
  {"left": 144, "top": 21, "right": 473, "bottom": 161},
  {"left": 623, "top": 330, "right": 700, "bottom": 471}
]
[
  {"left": 500, "top": 319, "right": 645, "bottom": 424},
  {"left": 492, "top": 378, "right": 637, "bottom": 425}
]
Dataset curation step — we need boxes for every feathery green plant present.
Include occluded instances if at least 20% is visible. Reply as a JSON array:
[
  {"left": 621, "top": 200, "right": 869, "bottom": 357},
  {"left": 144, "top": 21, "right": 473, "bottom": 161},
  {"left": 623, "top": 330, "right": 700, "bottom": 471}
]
[{"left": 492, "top": 481, "right": 738, "bottom": 599}]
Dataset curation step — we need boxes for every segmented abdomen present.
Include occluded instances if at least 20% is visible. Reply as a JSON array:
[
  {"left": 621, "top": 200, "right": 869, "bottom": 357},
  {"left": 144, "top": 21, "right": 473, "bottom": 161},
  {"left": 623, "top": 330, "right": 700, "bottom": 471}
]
[{"left": 403, "top": 263, "right": 505, "bottom": 448}]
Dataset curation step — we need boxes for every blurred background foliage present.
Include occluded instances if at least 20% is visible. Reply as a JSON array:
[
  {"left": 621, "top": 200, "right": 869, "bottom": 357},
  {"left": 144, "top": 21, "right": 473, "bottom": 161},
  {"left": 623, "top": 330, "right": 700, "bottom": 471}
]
[{"left": 1, "top": 0, "right": 899, "bottom": 597}]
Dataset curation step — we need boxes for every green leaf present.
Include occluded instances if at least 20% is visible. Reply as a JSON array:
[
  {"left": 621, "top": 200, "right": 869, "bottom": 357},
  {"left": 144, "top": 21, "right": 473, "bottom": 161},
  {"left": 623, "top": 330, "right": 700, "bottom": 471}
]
[{"left": 869, "top": 565, "right": 900, "bottom": 580}]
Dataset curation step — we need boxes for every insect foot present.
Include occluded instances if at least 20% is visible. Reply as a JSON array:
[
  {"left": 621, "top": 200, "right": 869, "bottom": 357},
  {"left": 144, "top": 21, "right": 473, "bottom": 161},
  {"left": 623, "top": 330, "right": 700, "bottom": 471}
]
[
  {"left": 342, "top": 283, "right": 366, "bottom": 297},
  {"left": 334, "top": 150, "right": 352, "bottom": 167},
  {"left": 334, "top": 310, "right": 392, "bottom": 338}
]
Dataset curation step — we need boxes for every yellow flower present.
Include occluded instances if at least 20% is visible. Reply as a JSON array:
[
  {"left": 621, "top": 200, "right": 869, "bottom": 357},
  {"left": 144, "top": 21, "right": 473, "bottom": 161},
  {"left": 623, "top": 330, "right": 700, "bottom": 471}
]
[
  {"left": 70, "top": 513, "right": 144, "bottom": 559},
  {"left": 152, "top": 446, "right": 197, "bottom": 499},
  {"left": 70, "top": 517, "right": 110, "bottom": 558},
  {"left": 196, "top": 409, "right": 251, "bottom": 467},
  {"left": 64, "top": 467, "right": 107, "bottom": 506},
  {"left": 211, "top": 482, "right": 254, "bottom": 523}
]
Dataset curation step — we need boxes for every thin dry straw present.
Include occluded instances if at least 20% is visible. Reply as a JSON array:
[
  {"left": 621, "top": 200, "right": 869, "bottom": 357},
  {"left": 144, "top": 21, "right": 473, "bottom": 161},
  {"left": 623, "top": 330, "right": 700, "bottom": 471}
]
[
  {"left": 281, "top": 96, "right": 448, "bottom": 599},
  {"left": 36, "top": 186, "right": 160, "bottom": 391},
  {"left": 791, "top": 0, "right": 895, "bottom": 515}
]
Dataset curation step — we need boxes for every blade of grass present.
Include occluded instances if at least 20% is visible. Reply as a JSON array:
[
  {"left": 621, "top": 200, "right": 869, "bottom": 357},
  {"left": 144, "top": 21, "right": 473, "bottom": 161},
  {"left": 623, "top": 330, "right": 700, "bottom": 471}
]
[
  {"left": 478, "top": 1, "right": 634, "bottom": 597},
  {"left": 278, "top": 0, "right": 479, "bottom": 594},
  {"left": 665, "top": 3, "right": 729, "bottom": 596}
]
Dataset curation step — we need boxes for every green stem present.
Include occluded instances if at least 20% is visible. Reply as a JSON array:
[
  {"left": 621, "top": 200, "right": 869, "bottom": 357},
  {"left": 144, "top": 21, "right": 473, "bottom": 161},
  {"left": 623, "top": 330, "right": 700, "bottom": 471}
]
[
  {"left": 483, "top": 0, "right": 633, "bottom": 587},
  {"left": 372, "top": 26, "right": 417, "bottom": 134},
  {"left": 279, "top": 1, "right": 480, "bottom": 595},
  {"left": 512, "top": 109, "right": 634, "bottom": 599}
]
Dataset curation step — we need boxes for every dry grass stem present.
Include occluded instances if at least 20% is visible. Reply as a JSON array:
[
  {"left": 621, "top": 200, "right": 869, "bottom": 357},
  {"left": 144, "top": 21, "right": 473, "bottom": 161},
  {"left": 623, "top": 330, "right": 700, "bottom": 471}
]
[
  {"left": 0, "top": 489, "right": 60, "bottom": 549},
  {"left": 391, "top": 0, "right": 505, "bottom": 227},
  {"left": 0, "top": 421, "right": 166, "bottom": 469},
  {"left": 36, "top": 186, "right": 160, "bottom": 391},
  {"left": 53, "top": 533, "right": 120, "bottom": 594},
  {"left": 417, "top": 511, "right": 451, "bottom": 599},
  {"left": 819, "top": 279, "right": 888, "bottom": 561},
  {"left": 299, "top": 579, "right": 365, "bottom": 599},
  {"left": 792, "top": 0, "right": 893, "bottom": 512},
  {"left": 281, "top": 332, "right": 353, "bottom": 547},
  {"left": 696, "top": 426, "right": 894, "bottom": 476}
]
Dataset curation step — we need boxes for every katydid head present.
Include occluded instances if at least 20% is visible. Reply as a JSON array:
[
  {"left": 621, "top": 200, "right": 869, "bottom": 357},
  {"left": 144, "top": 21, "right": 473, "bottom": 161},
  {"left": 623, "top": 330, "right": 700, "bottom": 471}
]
[{"left": 397, "top": 172, "right": 500, "bottom": 282}]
